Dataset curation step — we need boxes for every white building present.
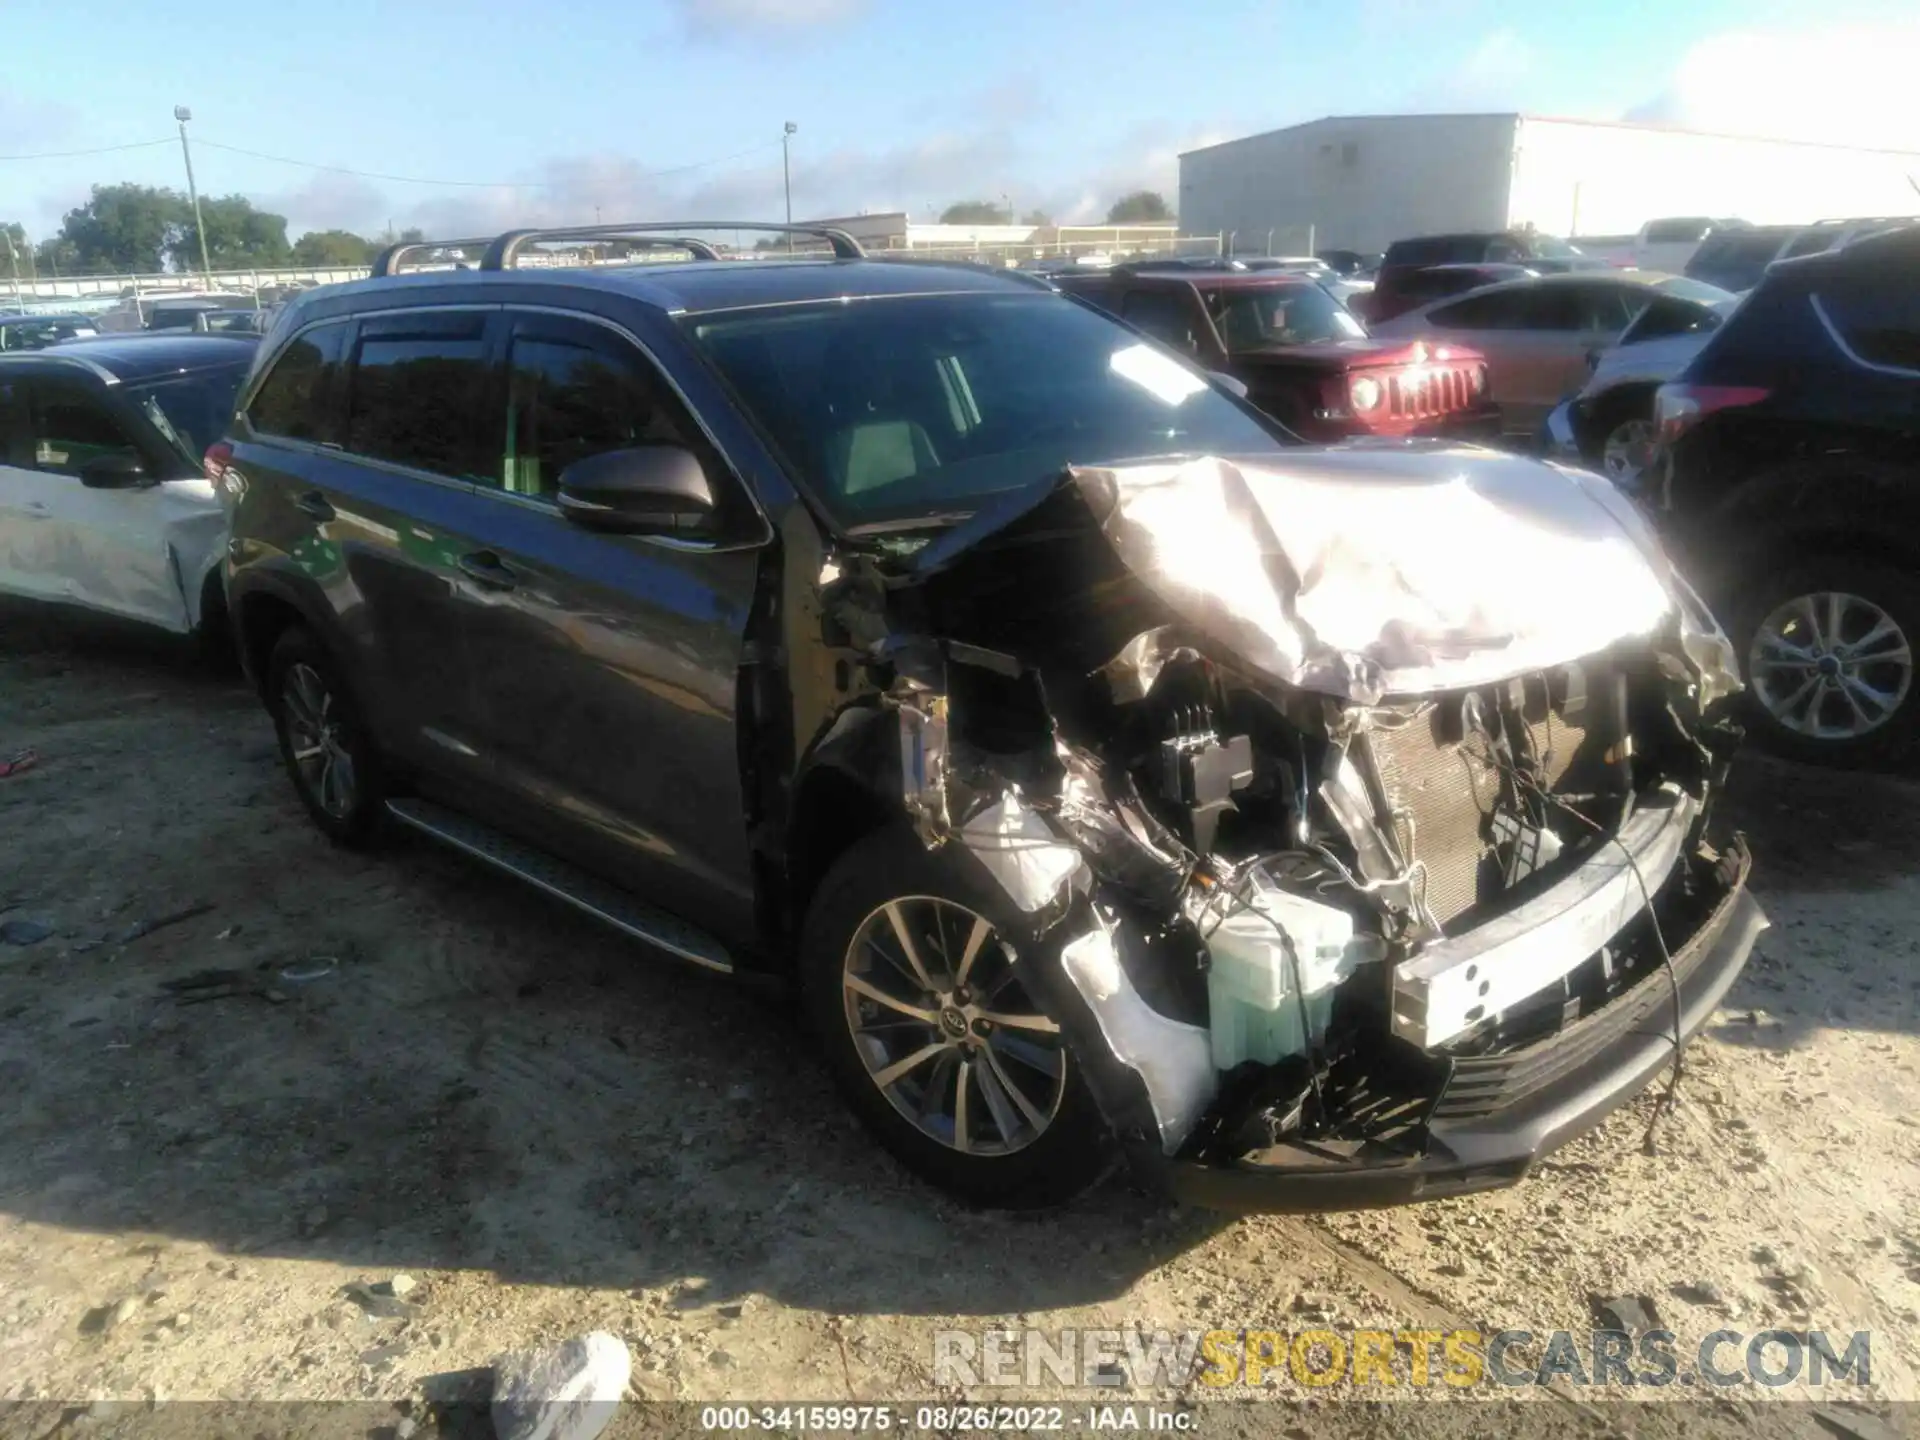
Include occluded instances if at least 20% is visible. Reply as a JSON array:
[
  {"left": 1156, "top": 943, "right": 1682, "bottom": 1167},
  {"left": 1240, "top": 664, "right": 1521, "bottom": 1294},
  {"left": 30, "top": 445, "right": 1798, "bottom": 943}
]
[
  {"left": 801, "top": 212, "right": 1181, "bottom": 255},
  {"left": 1179, "top": 113, "right": 1920, "bottom": 253}
]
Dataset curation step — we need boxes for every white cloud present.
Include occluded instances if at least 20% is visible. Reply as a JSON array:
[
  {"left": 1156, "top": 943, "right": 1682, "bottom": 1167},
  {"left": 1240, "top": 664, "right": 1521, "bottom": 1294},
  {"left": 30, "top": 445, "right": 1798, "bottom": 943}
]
[
  {"left": 261, "top": 172, "right": 390, "bottom": 237},
  {"left": 668, "top": 0, "right": 868, "bottom": 37},
  {"left": 1629, "top": 19, "right": 1920, "bottom": 150}
]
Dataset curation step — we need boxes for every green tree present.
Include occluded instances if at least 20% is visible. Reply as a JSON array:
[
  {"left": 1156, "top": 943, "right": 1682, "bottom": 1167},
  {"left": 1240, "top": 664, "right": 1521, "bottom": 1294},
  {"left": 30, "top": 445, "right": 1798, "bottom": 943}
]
[
  {"left": 291, "top": 229, "right": 376, "bottom": 266},
  {"left": 1105, "top": 190, "right": 1174, "bottom": 225},
  {"left": 396, "top": 226, "right": 426, "bottom": 244},
  {"left": 56, "top": 183, "right": 190, "bottom": 273},
  {"left": 940, "top": 200, "right": 1010, "bottom": 224},
  {"left": 1019, "top": 209, "right": 1053, "bottom": 227},
  {"left": 33, "top": 235, "right": 79, "bottom": 277},
  {"left": 171, "top": 194, "right": 292, "bottom": 272}
]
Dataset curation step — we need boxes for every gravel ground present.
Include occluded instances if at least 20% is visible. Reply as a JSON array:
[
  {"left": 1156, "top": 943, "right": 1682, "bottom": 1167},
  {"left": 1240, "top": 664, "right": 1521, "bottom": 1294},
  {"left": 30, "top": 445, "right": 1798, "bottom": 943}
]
[{"left": 1, "top": 604, "right": 1916, "bottom": 1438}]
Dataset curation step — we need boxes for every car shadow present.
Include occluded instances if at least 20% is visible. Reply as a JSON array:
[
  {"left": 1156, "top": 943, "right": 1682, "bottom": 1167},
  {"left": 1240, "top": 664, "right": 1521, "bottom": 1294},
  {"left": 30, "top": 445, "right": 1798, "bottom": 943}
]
[{"left": 1, "top": 792, "right": 1223, "bottom": 1324}]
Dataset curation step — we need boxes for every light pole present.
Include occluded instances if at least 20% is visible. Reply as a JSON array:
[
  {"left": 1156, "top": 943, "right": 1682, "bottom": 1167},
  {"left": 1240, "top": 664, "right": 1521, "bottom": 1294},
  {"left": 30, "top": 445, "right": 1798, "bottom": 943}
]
[
  {"left": 3, "top": 228, "right": 21, "bottom": 309},
  {"left": 174, "top": 106, "right": 214, "bottom": 286},
  {"left": 782, "top": 121, "right": 797, "bottom": 252}
]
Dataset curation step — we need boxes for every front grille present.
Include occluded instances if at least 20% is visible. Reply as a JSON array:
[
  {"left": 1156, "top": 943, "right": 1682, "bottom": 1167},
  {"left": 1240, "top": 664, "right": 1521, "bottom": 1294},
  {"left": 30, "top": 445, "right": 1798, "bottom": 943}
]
[
  {"left": 1361, "top": 670, "right": 1606, "bottom": 928},
  {"left": 1385, "top": 365, "right": 1475, "bottom": 418},
  {"left": 1429, "top": 842, "right": 1747, "bottom": 1120}
]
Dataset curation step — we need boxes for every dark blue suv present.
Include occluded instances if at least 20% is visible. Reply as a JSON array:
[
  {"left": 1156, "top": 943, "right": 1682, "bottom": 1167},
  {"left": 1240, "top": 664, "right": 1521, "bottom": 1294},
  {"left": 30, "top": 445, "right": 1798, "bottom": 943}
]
[{"left": 1651, "top": 224, "right": 1920, "bottom": 766}]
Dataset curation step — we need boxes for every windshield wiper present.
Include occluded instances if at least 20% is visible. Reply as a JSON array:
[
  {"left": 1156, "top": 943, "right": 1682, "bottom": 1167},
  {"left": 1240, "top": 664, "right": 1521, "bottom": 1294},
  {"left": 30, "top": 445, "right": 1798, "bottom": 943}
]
[{"left": 844, "top": 511, "right": 974, "bottom": 538}]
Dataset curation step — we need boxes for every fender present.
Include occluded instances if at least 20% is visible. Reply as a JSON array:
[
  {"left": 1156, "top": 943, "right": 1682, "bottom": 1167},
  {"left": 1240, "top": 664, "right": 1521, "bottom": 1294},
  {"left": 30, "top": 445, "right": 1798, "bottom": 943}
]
[
  {"left": 227, "top": 560, "right": 372, "bottom": 703},
  {"left": 1678, "top": 456, "right": 1920, "bottom": 589}
]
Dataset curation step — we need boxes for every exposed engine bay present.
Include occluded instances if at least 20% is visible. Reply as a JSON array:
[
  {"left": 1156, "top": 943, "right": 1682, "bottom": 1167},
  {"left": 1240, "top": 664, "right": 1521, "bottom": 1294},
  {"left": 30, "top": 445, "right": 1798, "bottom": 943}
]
[{"left": 804, "top": 449, "right": 1755, "bottom": 1186}]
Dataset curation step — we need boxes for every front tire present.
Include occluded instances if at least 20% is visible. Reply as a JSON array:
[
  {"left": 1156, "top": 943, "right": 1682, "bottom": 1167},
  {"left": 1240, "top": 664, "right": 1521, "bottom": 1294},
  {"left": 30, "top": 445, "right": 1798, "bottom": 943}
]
[
  {"left": 1729, "top": 554, "right": 1920, "bottom": 767},
  {"left": 799, "top": 826, "right": 1112, "bottom": 1209},
  {"left": 266, "top": 626, "right": 386, "bottom": 845}
]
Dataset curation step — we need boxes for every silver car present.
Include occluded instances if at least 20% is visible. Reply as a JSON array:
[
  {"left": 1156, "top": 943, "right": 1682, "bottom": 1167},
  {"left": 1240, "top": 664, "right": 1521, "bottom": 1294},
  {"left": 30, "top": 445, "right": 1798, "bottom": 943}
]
[{"left": 1371, "top": 272, "right": 1737, "bottom": 440}]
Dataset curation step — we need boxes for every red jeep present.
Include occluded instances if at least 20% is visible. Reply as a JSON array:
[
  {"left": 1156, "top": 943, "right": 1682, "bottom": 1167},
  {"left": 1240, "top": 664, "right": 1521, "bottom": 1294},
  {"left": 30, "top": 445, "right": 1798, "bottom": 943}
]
[{"left": 1058, "top": 263, "right": 1498, "bottom": 443}]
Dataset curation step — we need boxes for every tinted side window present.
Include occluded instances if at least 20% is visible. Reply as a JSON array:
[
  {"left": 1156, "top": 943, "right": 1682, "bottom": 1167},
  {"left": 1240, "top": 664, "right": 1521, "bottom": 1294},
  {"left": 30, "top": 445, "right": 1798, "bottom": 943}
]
[
  {"left": 1567, "top": 283, "right": 1636, "bottom": 331},
  {"left": 28, "top": 388, "right": 142, "bottom": 477},
  {"left": 1822, "top": 281, "right": 1920, "bottom": 371},
  {"left": 1645, "top": 219, "right": 1711, "bottom": 244},
  {"left": 1429, "top": 291, "right": 1522, "bottom": 328},
  {"left": 345, "top": 311, "right": 492, "bottom": 478},
  {"left": 248, "top": 320, "right": 349, "bottom": 441},
  {"left": 1624, "top": 297, "right": 1717, "bottom": 343},
  {"left": 1119, "top": 289, "right": 1198, "bottom": 351},
  {"left": 497, "top": 319, "right": 693, "bottom": 498},
  {"left": 0, "top": 379, "right": 31, "bottom": 465}
]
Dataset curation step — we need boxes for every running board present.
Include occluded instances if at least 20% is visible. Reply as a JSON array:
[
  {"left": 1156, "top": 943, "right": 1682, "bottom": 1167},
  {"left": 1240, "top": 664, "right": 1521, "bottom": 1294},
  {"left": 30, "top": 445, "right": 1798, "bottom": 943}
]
[{"left": 385, "top": 798, "right": 734, "bottom": 974}]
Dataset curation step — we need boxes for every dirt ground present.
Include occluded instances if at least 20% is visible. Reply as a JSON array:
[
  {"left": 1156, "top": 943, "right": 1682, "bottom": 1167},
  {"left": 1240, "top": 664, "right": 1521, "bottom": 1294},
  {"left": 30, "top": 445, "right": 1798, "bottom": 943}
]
[{"left": 2, "top": 602, "right": 1917, "bottom": 1438}]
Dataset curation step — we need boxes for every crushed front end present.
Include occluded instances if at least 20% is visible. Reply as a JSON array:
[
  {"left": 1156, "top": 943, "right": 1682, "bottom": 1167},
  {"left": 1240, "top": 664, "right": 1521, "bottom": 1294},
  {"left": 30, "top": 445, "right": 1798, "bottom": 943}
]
[{"left": 813, "top": 447, "right": 1765, "bottom": 1211}]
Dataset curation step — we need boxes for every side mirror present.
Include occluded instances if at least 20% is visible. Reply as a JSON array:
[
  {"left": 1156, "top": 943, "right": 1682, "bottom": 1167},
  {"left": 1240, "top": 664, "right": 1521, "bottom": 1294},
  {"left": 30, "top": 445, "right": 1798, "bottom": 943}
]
[
  {"left": 78, "top": 453, "right": 149, "bottom": 489},
  {"left": 556, "top": 445, "right": 715, "bottom": 535}
]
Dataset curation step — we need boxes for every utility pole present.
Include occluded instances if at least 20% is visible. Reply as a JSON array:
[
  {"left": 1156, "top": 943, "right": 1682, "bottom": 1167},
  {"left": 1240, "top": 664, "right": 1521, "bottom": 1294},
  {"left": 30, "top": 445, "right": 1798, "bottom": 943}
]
[
  {"left": 3, "top": 228, "right": 21, "bottom": 309},
  {"left": 782, "top": 121, "right": 797, "bottom": 253},
  {"left": 174, "top": 106, "right": 214, "bottom": 286}
]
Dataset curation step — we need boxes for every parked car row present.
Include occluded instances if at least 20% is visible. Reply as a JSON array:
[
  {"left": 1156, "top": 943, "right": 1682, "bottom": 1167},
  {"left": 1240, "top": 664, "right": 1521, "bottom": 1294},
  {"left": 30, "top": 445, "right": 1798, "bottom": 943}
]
[
  {"left": 1371, "top": 270, "right": 1737, "bottom": 444},
  {"left": 1549, "top": 224, "right": 1920, "bottom": 765}
]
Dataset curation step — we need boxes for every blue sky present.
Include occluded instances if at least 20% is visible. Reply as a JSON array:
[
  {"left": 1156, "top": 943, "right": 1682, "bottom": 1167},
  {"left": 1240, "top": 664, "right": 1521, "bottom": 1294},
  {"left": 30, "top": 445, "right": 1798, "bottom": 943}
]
[{"left": 3, "top": 0, "right": 1916, "bottom": 242}]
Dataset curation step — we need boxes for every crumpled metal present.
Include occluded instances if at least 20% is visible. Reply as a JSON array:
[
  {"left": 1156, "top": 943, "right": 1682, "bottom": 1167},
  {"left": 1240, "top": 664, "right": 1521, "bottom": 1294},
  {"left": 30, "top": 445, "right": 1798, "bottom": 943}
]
[
  {"left": 1058, "top": 913, "right": 1216, "bottom": 1153},
  {"left": 1069, "top": 447, "right": 1682, "bottom": 705}
]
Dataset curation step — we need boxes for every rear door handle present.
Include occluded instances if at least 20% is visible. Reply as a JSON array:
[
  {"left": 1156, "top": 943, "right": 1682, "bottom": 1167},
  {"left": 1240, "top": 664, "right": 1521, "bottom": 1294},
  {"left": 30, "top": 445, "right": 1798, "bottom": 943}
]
[
  {"left": 457, "top": 551, "right": 517, "bottom": 590},
  {"left": 293, "top": 490, "right": 335, "bottom": 522}
]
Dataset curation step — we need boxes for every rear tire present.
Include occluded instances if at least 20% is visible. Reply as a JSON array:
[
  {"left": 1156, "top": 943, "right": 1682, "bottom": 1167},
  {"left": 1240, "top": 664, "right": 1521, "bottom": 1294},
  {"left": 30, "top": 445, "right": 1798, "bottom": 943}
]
[
  {"left": 1582, "top": 389, "right": 1657, "bottom": 489},
  {"left": 1728, "top": 554, "right": 1920, "bottom": 768},
  {"left": 266, "top": 626, "right": 386, "bottom": 846},
  {"left": 799, "top": 825, "right": 1112, "bottom": 1209}
]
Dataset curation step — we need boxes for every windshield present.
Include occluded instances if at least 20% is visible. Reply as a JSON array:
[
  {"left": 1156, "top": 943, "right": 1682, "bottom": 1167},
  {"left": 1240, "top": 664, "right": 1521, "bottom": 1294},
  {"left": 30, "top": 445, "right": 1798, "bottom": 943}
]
[
  {"left": 684, "top": 292, "right": 1282, "bottom": 526},
  {"left": 127, "top": 364, "right": 247, "bottom": 462},
  {"left": 1207, "top": 284, "right": 1366, "bottom": 351},
  {"left": 1528, "top": 235, "right": 1584, "bottom": 260}
]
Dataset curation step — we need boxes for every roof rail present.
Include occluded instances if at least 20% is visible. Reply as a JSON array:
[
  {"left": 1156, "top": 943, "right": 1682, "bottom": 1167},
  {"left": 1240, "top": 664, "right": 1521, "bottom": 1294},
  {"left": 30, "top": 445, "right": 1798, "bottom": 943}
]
[
  {"left": 369, "top": 237, "right": 500, "bottom": 278},
  {"left": 481, "top": 221, "right": 865, "bottom": 269}
]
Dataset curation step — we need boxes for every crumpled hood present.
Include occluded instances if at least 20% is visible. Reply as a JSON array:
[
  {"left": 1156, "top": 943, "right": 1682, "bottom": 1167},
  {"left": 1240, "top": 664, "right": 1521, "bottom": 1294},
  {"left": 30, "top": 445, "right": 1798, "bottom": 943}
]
[{"left": 904, "top": 444, "right": 1683, "bottom": 704}]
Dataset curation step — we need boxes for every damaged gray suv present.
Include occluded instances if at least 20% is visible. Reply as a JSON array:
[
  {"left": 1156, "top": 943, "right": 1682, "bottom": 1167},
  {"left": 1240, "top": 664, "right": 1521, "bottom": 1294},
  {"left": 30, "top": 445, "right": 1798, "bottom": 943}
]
[{"left": 218, "top": 223, "right": 1766, "bottom": 1212}]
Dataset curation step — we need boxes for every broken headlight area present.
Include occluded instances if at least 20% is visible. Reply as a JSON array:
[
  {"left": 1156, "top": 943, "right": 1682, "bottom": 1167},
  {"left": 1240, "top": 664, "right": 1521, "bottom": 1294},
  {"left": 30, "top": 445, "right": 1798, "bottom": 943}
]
[{"left": 820, "top": 454, "right": 1759, "bottom": 1193}]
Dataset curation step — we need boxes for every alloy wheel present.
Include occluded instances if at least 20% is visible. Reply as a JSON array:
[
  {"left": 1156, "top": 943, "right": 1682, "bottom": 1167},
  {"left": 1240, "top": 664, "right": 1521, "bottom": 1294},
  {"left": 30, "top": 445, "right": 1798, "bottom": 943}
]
[
  {"left": 840, "top": 896, "right": 1067, "bottom": 1157},
  {"left": 281, "top": 661, "right": 358, "bottom": 818},
  {"left": 1601, "top": 418, "right": 1657, "bottom": 485},
  {"left": 1748, "top": 590, "right": 1913, "bottom": 740}
]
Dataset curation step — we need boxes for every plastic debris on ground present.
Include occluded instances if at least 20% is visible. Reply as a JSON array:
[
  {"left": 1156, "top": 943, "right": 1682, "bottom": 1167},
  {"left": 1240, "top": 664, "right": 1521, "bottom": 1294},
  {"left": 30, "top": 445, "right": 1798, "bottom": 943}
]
[{"left": 0, "top": 748, "right": 38, "bottom": 779}]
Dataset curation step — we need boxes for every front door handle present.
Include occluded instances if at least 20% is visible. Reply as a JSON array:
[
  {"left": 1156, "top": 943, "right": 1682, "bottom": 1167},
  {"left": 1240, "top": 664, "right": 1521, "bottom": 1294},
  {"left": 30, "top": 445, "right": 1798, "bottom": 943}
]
[
  {"left": 457, "top": 551, "right": 517, "bottom": 590},
  {"left": 293, "top": 490, "right": 335, "bottom": 522},
  {"left": 22, "top": 500, "right": 50, "bottom": 518}
]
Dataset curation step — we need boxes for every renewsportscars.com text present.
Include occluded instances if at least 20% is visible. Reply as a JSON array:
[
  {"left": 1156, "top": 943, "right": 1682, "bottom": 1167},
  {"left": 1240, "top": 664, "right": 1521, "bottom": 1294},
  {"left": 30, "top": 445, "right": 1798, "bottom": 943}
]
[{"left": 932, "top": 1327, "right": 1872, "bottom": 1390}]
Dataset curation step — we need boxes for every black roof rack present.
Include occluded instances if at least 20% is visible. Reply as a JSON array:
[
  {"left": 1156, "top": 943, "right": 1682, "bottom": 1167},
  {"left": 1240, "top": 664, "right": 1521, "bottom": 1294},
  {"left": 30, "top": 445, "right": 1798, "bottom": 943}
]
[{"left": 481, "top": 221, "right": 864, "bottom": 269}]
